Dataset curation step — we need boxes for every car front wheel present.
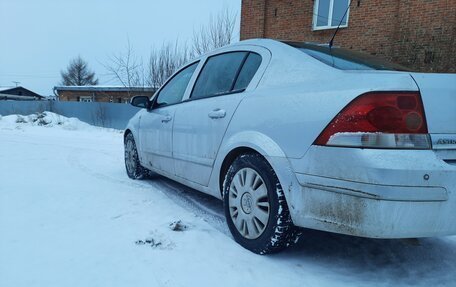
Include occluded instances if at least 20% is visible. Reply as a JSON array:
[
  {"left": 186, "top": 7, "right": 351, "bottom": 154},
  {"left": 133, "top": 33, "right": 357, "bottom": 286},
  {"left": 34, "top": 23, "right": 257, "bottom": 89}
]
[
  {"left": 223, "top": 153, "right": 301, "bottom": 254},
  {"left": 124, "top": 133, "right": 149, "bottom": 179}
]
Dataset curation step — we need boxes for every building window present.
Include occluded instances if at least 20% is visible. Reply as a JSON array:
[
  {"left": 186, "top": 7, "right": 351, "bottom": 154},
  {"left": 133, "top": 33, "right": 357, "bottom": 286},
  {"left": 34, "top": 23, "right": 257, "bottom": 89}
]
[
  {"left": 79, "top": 96, "right": 92, "bottom": 102},
  {"left": 313, "top": 0, "right": 350, "bottom": 30}
]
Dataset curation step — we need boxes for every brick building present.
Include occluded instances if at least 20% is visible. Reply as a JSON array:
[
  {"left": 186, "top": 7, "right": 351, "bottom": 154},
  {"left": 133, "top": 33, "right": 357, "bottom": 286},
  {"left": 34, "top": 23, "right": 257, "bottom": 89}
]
[
  {"left": 241, "top": 0, "right": 456, "bottom": 73},
  {"left": 53, "top": 86, "right": 156, "bottom": 103}
]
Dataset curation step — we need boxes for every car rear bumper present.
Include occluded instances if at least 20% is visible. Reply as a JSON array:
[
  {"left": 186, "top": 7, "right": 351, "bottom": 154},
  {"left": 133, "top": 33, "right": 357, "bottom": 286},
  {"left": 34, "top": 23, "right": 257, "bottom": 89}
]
[
  {"left": 291, "top": 173, "right": 456, "bottom": 238},
  {"left": 284, "top": 146, "right": 456, "bottom": 238}
]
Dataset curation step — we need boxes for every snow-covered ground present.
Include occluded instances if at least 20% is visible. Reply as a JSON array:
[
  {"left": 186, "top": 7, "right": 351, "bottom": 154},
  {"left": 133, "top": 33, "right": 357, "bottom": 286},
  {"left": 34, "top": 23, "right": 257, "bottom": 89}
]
[{"left": 1, "top": 112, "right": 456, "bottom": 287}]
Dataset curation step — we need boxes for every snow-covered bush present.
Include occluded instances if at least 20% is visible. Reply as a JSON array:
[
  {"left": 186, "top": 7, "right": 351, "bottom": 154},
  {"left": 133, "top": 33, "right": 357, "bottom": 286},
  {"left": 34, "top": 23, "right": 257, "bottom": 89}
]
[
  {"left": 32, "top": 112, "right": 50, "bottom": 126},
  {"left": 16, "top": 115, "right": 27, "bottom": 123}
]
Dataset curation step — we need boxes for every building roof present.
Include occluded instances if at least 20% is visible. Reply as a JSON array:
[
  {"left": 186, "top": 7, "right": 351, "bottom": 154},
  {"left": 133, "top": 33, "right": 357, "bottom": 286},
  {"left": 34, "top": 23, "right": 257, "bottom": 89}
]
[
  {"left": 0, "top": 86, "right": 15, "bottom": 92},
  {"left": 53, "top": 86, "right": 156, "bottom": 92},
  {"left": 0, "top": 86, "right": 44, "bottom": 99}
]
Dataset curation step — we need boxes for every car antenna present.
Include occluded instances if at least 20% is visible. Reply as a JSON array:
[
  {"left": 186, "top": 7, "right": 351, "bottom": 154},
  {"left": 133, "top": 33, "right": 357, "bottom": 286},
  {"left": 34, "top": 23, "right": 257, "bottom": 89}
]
[{"left": 329, "top": 0, "right": 353, "bottom": 49}]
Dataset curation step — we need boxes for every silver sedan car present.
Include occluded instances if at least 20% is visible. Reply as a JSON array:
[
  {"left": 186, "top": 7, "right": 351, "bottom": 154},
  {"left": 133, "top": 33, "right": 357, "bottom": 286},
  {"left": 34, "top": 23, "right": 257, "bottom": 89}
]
[{"left": 124, "top": 39, "right": 456, "bottom": 254}]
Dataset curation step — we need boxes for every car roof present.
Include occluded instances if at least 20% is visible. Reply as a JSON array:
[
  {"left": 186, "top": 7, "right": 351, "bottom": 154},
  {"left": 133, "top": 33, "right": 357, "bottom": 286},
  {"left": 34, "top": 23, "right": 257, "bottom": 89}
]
[{"left": 195, "top": 38, "right": 329, "bottom": 63}]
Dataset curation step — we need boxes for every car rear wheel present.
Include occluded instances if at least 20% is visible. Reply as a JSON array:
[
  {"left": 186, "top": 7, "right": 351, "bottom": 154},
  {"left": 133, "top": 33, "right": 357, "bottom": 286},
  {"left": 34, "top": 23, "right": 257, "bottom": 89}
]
[
  {"left": 223, "top": 153, "right": 301, "bottom": 254},
  {"left": 124, "top": 133, "right": 150, "bottom": 179}
]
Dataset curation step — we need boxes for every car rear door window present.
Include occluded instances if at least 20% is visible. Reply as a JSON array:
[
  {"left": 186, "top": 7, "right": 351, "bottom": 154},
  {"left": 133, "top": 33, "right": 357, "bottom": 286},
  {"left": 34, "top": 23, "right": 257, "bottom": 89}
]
[
  {"left": 233, "top": 53, "right": 262, "bottom": 91},
  {"left": 156, "top": 62, "right": 198, "bottom": 107},
  {"left": 191, "top": 52, "right": 247, "bottom": 99}
]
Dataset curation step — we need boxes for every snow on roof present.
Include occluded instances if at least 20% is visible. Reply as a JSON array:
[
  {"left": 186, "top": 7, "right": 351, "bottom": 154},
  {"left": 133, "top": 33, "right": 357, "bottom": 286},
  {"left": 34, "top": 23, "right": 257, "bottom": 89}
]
[
  {"left": 0, "top": 86, "right": 15, "bottom": 92},
  {"left": 0, "top": 86, "right": 44, "bottom": 98},
  {"left": 53, "top": 86, "right": 156, "bottom": 92}
]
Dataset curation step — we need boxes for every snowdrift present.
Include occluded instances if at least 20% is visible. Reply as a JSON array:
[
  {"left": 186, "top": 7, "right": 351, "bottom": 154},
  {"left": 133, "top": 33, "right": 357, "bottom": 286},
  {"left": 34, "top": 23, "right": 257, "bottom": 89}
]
[{"left": 0, "top": 111, "right": 119, "bottom": 132}]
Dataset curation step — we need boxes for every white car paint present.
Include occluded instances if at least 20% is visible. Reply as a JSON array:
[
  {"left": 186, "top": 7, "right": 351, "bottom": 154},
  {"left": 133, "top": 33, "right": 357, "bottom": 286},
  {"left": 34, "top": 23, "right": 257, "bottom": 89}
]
[
  {"left": 138, "top": 105, "right": 176, "bottom": 174},
  {"left": 126, "top": 39, "right": 456, "bottom": 239},
  {"left": 411, "top": 73, "right": 456, "bottom": 134},
  {"left": 173, "top": 93, "right": 244, "bottom": 186}
]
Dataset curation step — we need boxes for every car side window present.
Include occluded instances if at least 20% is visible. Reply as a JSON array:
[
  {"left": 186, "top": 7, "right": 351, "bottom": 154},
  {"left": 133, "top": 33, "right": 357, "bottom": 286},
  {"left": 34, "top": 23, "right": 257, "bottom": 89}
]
[
  {"left": 191, "top": 52, "right": 248, "bottom": 100},
  {"left": 155, "top": 62, "right": 198, "bottom": 107},
  {"left": 233, "top": 53, "right": 262, "bottom": 91}
]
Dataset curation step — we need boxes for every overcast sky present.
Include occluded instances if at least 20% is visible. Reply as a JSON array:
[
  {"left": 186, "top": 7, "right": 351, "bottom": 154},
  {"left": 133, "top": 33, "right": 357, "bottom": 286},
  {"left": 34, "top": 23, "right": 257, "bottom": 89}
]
[{"left": 0, "top": 0, "right": 241, "bottom": 95}]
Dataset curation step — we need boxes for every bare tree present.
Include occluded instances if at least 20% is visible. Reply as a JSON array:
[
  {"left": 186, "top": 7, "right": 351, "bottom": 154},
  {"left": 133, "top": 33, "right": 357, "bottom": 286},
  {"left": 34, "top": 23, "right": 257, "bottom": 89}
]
[
  {"left": 60, "top": 56, "right": 98, "bottom": 86},
  {"left": 104, "top": 40, "right": 145, "bottom": 95},
  {"left": 106, "top": 8, "right": 237, "bottom": 90},
  {"left": 147, "top": 40, "right": 190, "bottom": 88},
  {"left": 191, "top": 8, "right": 236, "bottom": 57},
  {"left": 145, "top": 9, "right": 236, "bottom": 87}
]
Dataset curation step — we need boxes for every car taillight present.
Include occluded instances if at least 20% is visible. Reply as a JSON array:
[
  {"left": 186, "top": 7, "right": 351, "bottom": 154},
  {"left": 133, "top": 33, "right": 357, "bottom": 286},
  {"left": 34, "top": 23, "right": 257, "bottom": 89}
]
[{"left": 314, "top": 92, "right": 431, "bottom": 149}]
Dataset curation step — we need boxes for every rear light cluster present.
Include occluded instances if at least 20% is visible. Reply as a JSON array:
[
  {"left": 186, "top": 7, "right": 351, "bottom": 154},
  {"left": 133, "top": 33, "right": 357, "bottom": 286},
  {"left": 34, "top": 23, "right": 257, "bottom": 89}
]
[{"left": 314, "top": 92, "right": 431, "bottom": 149}]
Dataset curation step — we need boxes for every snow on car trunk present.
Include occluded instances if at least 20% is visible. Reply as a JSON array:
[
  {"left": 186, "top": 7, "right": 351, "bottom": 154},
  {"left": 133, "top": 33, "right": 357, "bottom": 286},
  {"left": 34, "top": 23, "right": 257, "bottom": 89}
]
[{"left": 1, "top": 113, "right": 456, "bottom": 287}]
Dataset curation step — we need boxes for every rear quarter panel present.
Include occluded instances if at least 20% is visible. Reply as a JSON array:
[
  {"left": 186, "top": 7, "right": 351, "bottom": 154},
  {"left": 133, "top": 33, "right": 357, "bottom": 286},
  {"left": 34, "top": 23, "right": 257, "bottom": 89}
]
[{"left": 225, "top": 72, "right": 419, "bottom": 160}]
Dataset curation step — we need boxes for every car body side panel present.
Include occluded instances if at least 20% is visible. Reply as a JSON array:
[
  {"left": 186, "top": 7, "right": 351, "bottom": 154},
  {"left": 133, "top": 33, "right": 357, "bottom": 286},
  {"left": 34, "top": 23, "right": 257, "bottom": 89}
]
[
  {"left": 173, "top": 93, "right": 245, "bottom": 186},
  {"left": 139, "top": 106, "right": 177, "bottom": 174}
]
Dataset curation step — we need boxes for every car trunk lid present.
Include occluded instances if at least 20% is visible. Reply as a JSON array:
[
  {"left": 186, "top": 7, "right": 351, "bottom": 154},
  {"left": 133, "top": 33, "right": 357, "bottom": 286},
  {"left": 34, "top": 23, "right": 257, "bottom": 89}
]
[
  {"left": 411, "top": 73, "right": 456, "bottom": 157},
  {"left": 410, "top": 73, "right": 456, "bottom": 134}
]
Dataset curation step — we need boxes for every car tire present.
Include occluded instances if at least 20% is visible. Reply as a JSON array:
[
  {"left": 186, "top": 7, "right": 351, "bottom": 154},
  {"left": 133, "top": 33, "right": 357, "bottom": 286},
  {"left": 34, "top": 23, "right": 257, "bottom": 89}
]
[
  {"left": 124, "top": 133, "right": 150, "bottom": 179},
  {"left": 223, "top": 153, "right": 301, "bottom": 254}
]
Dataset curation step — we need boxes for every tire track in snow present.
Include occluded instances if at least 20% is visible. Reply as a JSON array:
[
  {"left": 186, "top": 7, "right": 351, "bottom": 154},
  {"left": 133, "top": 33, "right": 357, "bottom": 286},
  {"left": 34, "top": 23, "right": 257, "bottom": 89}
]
[
  {"left": 147, "top": 178, "right": 229, "bottom": 236},
  {"left": 67, "top": 148, "right": 230, "bottom": 236}
]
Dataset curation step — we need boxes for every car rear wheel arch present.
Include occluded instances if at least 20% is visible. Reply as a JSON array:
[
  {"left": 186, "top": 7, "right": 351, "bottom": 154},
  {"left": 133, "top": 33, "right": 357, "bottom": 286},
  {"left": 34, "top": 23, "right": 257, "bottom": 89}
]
[{"left": 219, "top": 147, "right": 262, "bottom": 197}]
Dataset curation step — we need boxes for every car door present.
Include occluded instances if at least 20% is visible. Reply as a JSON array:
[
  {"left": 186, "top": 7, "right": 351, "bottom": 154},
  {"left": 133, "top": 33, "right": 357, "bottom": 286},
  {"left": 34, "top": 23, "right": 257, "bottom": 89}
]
[
  {"left": 173, "top": 51, "right": 264, "bottom": 186},
  {"left": 139, "top": 62, "right": 199, "bottom": 175}
]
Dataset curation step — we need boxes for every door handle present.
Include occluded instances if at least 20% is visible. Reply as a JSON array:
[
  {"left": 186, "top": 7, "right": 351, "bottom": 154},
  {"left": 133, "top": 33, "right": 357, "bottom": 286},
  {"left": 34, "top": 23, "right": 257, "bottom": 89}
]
[
  {"left": 161, "top": 115, "right": 172, "bottom": 123},
  {"left": 208, "top": 109, "right": 226, "bottom": 119}
]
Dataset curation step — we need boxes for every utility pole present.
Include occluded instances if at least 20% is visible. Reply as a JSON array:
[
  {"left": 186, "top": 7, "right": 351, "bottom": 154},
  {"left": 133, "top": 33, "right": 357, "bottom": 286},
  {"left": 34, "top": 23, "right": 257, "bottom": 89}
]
[{"left": 12, "top": 81, "right": 20, "bottom": 87}]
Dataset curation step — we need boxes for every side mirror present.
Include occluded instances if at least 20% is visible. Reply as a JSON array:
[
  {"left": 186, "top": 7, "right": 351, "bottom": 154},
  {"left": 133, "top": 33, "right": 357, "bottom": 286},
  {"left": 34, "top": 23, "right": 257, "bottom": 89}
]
[{"left": 130, "top": 96, "right": 150, "bottom": 109}]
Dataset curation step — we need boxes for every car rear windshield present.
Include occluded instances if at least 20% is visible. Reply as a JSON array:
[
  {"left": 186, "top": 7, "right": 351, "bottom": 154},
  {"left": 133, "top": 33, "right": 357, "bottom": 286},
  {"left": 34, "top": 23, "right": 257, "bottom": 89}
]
[{"left": 286, "top": 42, "right": 411, "bottom": 71}]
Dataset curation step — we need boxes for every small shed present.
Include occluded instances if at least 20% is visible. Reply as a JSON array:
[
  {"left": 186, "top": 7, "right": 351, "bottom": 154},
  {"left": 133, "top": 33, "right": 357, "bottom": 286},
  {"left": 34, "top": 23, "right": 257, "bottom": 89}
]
[{"left": 0, "top": 86, "right": 44, "bottom": 101}]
